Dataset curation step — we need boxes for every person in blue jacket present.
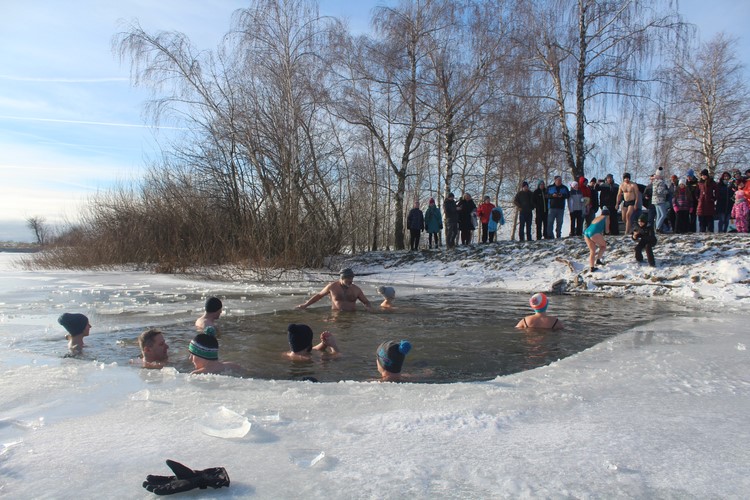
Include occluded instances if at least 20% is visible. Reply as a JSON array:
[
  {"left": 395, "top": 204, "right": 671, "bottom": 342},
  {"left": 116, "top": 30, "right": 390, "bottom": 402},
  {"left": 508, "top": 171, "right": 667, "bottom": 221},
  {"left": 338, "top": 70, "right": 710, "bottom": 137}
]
[{"left": 546, "top": 176, "right": 570, "bottom": 239}]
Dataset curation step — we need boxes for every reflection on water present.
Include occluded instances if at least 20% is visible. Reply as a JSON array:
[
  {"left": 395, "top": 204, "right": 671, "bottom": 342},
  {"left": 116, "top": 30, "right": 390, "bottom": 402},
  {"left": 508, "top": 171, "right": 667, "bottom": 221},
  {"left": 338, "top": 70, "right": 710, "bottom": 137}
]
[{"left": 9, "top": 287, "right": 694, "bottom": 384}]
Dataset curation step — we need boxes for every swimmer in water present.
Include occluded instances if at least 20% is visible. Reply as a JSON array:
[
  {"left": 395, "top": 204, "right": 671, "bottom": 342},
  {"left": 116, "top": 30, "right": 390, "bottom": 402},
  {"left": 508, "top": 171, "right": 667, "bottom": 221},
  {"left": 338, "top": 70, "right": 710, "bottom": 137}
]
[
  {"left": 58, "top": 313, "right": 91, "bottom": 355},
  {"left": 195, "top": 296, "right": 222, "bottom": 336},
  {"left": 285, "top": 323, "right": 341, "bottom": 361},
  {"left": 296, "top": 268, "right": 372, "bottom": 312},
  {"left": 515, "top": 292, "right": 564, "bottom": 330},
  {"left": 377, "top": 286, "right": 396, "bottom": 310},
  {"left": 375, "top": 340, "right": 412, "bottom": 382}
]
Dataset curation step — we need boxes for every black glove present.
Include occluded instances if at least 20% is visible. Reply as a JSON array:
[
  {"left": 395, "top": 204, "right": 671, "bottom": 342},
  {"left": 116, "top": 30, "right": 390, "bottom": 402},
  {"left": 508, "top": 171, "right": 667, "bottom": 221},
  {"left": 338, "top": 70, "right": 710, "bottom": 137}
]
[{"left": 143, "top": 459, "right": 230, "bottom": 495}]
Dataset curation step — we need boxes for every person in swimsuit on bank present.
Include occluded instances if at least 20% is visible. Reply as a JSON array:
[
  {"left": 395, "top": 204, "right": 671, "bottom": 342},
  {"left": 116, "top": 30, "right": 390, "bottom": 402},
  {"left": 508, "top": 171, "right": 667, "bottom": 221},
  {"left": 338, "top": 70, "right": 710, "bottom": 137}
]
[
  {"left": 583, "top": 208, "right": 610, "bottom": 272},
  {"left": 297, "top": 268, "right": 372, "bottom": 312},
  {"left": 616, "top": 172, "right": 640, "bottom": 234},
  {"left": 515, "top": 292, "right": 564, "bottom": 330}
]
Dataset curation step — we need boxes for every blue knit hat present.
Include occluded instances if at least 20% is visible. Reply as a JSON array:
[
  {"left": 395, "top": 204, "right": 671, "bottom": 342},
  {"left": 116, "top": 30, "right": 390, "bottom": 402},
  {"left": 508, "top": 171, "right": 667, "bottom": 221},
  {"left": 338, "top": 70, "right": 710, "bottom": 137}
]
[
  {"left": 377, "top": 340, "right": 412, "bottom": 374},
  {"left": 58, "top": 313, "right": 89, "bottom": 336}
]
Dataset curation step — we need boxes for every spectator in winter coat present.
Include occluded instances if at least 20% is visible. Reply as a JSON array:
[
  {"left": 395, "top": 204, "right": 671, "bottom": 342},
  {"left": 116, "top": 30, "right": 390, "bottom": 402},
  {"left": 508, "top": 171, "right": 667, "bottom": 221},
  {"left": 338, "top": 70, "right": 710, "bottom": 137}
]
[
  {"left": 731, "top": 191, "right": 749, "bottom": 232},
  {"left": 578, "top": 176, "right": 593, "bottom": 227},
  {"left": 443, "top": 193, "right": 459, "bottom": 248},
  {"left": 685, "top": 169, "right": 700, "bottom": 232},
  {"left": 596, "top": 174, "right": 620, "bottom": 235},
  {"left": 424, "top": 198, "right": 443, "bottom": 248},
  {"left": 652, "top": 167, "right": 671, "bottom": 233},
  {"left": 533, "top": 180, "right": 548, "bottom": 240},
  {"left": 488, "top": 204, "right": 505, "bottom": 242},
  {"left": 406, "top": 201, "right": 425, "bottom": 250},
  {"left": 546, "top": 176, "right": 569, "bottom": 239},
  {"left": 697, "top": 169, "right": 717, "bottom": 232},
  {"left": 567, "top": 181, "right": 585, "bottom": 236},
  {"left": 672, "top": 179, "right": 693, "bottom": 234},
  {"left": 585, "top": 178, "right": 600, "bottom": 228},
  {"left": 476, "top": 196, "right": 495, "bottom": 243},
  {"left": 716, "top": 172, "right": 734, "bottom": 233},
  {"left": 513, "top": 182, "right": 534, "bottom": 241},
  {"left": 457, "top": 193, "right": 477, "bottom": 245}
]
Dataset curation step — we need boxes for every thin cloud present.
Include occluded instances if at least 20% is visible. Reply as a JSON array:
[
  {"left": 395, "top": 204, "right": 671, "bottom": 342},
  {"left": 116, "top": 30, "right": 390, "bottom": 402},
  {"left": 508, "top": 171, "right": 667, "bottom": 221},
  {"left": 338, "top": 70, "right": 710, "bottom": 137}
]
[
  {"left": 0, "top": 115, "right": 186, "bottom": 130},
  {"left": 0, "top": 75, "right": 129, "bottom": 83}
]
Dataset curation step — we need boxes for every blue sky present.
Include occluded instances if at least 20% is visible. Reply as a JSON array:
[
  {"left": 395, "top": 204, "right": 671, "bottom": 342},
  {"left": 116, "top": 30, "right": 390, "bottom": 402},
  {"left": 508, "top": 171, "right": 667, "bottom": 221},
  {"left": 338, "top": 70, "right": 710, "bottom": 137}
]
[{"left": 1, "top": 0, "right": 748, "bottom": 242}]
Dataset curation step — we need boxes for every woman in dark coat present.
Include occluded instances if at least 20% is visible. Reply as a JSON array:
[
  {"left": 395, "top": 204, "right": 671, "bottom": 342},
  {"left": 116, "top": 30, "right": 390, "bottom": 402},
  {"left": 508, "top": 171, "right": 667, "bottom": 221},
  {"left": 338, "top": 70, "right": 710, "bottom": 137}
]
[{"left": 456, "top": 193, "right": 477, "bottom": 245}]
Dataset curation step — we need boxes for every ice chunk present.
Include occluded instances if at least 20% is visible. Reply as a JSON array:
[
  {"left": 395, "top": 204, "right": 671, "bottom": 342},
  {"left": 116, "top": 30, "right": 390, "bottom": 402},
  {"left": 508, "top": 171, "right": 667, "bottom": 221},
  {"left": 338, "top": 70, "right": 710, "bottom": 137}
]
[
  {"left": 288, "top": 449, "right": 326, "bottom": 468},
  {"left": 129, "top": 389, "right": 150, "bottom": 401},
  {"left": 196, "top": 406, "right": 251, "bottom": 439}
]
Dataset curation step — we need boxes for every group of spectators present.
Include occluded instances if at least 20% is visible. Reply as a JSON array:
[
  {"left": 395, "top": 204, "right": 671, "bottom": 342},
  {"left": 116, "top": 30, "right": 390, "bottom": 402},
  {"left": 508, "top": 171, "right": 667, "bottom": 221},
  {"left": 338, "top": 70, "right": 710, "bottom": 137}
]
[
  {"left": 404, "top": 167, "right": 749, "bottom": 251},
  {"left": 512, "top": 167, "right": 750, "bottom": 240}
]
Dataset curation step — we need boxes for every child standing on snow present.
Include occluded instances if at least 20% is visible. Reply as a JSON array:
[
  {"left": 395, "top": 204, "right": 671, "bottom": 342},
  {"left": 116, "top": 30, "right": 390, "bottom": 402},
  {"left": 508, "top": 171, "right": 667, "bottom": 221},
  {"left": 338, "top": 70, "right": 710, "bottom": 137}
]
[
  {"left": 731, "top": 190, "right": 749, "bottom": 233},
  {"left": 632, "top": 213, "right": 657, "bottom": 267}
]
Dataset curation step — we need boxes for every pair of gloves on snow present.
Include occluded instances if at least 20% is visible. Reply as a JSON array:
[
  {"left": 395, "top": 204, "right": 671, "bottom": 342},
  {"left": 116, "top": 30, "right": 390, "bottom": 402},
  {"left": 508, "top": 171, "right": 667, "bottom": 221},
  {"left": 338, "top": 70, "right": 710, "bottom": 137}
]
[{"left": 143, "top": 460, "right": 229, "bottom": 495}]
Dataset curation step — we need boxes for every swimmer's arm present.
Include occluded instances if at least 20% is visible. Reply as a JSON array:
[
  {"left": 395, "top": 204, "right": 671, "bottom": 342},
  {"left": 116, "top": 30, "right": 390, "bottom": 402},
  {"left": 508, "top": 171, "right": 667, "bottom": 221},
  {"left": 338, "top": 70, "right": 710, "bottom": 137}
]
[
  {"left": 356, "top": 289, "right": 372, "bottom": 311},
  {"left": 297, "top": 284, "right": 331, "bottom": 309}
]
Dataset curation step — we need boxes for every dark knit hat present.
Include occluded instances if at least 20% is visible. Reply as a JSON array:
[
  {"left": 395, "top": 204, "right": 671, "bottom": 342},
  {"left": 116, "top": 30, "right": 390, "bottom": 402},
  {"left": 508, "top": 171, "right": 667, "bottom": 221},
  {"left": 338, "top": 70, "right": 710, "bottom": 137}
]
[
  {"left": 522, "top": 181, "right": 529, "bottom": 188},
  {"left": 376, "top": 340, "right": 412, "bottom": 374},
  {"left": 188, "top": 333, "right": 219, "bottom": 360},
  {"left": 339, "top": 268, "right": 354, "bottom": 279},
  {"left": 205, "top": 297, "right": 223, "bottom": 313},
  {"left": 700, "top": 169, "right": 710, "bottom": 177},
  {"left": 58, "top": 313, "right": 89, "bottom": 336},
  {"left": 288, "top": 324, "right": 314, "bottom": 353}
]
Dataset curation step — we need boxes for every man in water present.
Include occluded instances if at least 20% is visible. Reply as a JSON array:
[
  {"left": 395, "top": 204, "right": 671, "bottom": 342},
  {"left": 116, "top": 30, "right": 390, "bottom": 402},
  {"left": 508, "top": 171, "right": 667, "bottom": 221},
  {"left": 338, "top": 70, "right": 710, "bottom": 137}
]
[
  {"left": 137, "top": 328, "right": 169, "bottom": 369},
  {"left": 296, "top": 268, "right": 372, "bottom": 312},
  {"left": 195, "top": 296, "right": 222, "bottom": 335},
  {"left": 188, "top": 333, "right": 247, "bottom": 376}
]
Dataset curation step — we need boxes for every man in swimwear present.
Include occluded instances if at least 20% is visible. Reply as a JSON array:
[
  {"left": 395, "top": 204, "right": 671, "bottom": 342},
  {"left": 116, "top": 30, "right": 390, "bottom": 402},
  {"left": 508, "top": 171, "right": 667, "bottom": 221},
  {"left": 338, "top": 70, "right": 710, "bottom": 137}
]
[
  {"left": 137, "top": 328, "right": 169, "bottom": 369},
  {"left": 296, "top": 268, "right": 372, "bottom": 312},
  {"left": 196, "top": 297, "right": 222, "bottom": 335},
  {"left": 188, "top": 333, "right": 247, "bottom": 376},
  {"left": 617, "top": 172, "right": 640, "bottom": 234}
]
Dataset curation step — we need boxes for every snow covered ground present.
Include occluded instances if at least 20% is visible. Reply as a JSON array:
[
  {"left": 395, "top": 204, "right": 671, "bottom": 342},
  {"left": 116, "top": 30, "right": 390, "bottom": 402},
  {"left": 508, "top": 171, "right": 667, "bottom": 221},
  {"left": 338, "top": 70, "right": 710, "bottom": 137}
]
[{"left": 1, "top": 232, "right": 749, "bottom": 498}]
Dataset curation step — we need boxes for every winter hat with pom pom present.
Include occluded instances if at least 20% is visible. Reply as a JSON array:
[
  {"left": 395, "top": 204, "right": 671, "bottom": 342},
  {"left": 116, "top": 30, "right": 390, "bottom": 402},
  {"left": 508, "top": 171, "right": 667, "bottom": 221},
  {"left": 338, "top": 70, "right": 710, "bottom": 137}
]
[
  {"left": 529, "top": 292, "right": 549, "bottom": 313},
  {"left": 654, "top": 167, "right": 664, "bottom": 179},
  {"left": 188, "top": 333, "right": 219, "bottom": 360},
  {"left": 376, "top": 340, "right": 412, "bottom": 373}
]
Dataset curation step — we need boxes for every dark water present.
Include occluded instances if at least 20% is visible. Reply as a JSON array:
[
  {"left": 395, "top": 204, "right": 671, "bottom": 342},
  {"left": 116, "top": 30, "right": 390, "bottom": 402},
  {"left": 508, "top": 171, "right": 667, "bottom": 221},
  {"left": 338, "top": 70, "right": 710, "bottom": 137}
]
[{"left": 72, "top": 289, "right": 695, "bottom": 383}]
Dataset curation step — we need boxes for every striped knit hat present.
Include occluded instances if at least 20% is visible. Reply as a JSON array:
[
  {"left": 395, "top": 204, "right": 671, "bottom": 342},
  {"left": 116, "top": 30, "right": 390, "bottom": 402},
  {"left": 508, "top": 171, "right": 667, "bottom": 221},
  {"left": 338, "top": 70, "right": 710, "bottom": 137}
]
[
  {"left": 188, "top": 333, "right": 219, "bottom": 360},
  {"left": 529, "top": 292, "right": 549, "bottom": 313}
]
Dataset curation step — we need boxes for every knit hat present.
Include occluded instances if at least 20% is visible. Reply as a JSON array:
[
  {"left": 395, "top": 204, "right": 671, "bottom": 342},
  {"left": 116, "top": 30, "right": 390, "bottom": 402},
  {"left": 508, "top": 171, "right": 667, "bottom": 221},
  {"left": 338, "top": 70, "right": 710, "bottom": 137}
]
[
  {"left": 205, "top": 297, "right": 222, "bottom": 313},
  {"left": 429, "top": 198, "right": 435, "bottom": 205},
  {"left": 339, "top": 268, "right": 355, "bottom": 279},
  {"left": 687, "top": 169, "right": 695, "bottom": 178},
  {"left": 377, "top": 286, "right": 396, "bottom": 299},
  {"left": 287, "top": 323, "right": 314, "bottom": 353},
  {"left": 537, "top": 180, "right": 545, "bottom": 188},
  {"left": 654, "top": 167, "right": 663, "bottom": 179},
  {"left": 376, "top": 340, "right": 412, "bottom": 374},
  {"left": 58, "top": 313, "right": 89, "bottom": 336},
  {"left": 570, "top": 181, "right": 578, "bottom": 189},
  {"left": 638, "top": 213, "right": 648, "bottom": 224},
  {"left": 529, "top": 293, "right": 548, "bottom": 313},
  {"left": 522, "top": 181, "right": 529, "bottom": 188},
  {"left": 188, "top": 333, "right": 219, "bottom": 360},
  {"left": 700, "top": 169, "right": 710, "bottom": 177},
  {"left": 679, "top": 178, "right": 687, "bottom": 186}
]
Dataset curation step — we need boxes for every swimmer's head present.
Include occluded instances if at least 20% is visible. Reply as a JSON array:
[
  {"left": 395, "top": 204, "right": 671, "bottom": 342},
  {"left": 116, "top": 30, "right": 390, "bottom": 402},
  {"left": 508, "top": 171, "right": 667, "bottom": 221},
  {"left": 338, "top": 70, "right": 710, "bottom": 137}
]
[
  {"left": 287, "top": 324, "right": 314, "bottom": 354},
  {"left": 339, "top": 268, "right": 355, "bottom": 279},
  {"left": 377, "top": 286, "right": 396, "bottom": 300},
  {"left": 205, "top": 297, "right": 223, "bottom": 313},
  {"left": 189, "top": 333, "right": 219, "bottom": 360},
  {"left": 58, "top": 313, "right": 90, "bottom": 337},
  {"left": 376, "top": 340, "right": 412, "bottom": 374},
  {"left": 529, "top": 292, "right": 548, "bottom": 313}
]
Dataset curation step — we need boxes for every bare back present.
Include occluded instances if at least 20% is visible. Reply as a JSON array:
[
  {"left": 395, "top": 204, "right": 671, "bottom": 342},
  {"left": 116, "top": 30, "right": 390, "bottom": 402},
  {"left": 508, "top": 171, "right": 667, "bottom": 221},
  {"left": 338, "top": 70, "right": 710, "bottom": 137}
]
[
  {"left": 326, "top": 282, "right": 362, "bottom": 312},
  {"left": 516, "top": 313, "right": 564, "bottom": 330}
]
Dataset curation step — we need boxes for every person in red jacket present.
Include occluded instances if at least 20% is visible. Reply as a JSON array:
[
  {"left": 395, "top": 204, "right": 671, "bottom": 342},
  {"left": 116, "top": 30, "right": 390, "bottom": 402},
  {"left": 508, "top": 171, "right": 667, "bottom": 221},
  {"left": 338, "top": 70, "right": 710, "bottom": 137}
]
[
  {"left": 476, "top": 195, "right": 495, "bottom": 243},
  {"left": 697, "top": 169, "right": 717, "bottom": 232}
]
